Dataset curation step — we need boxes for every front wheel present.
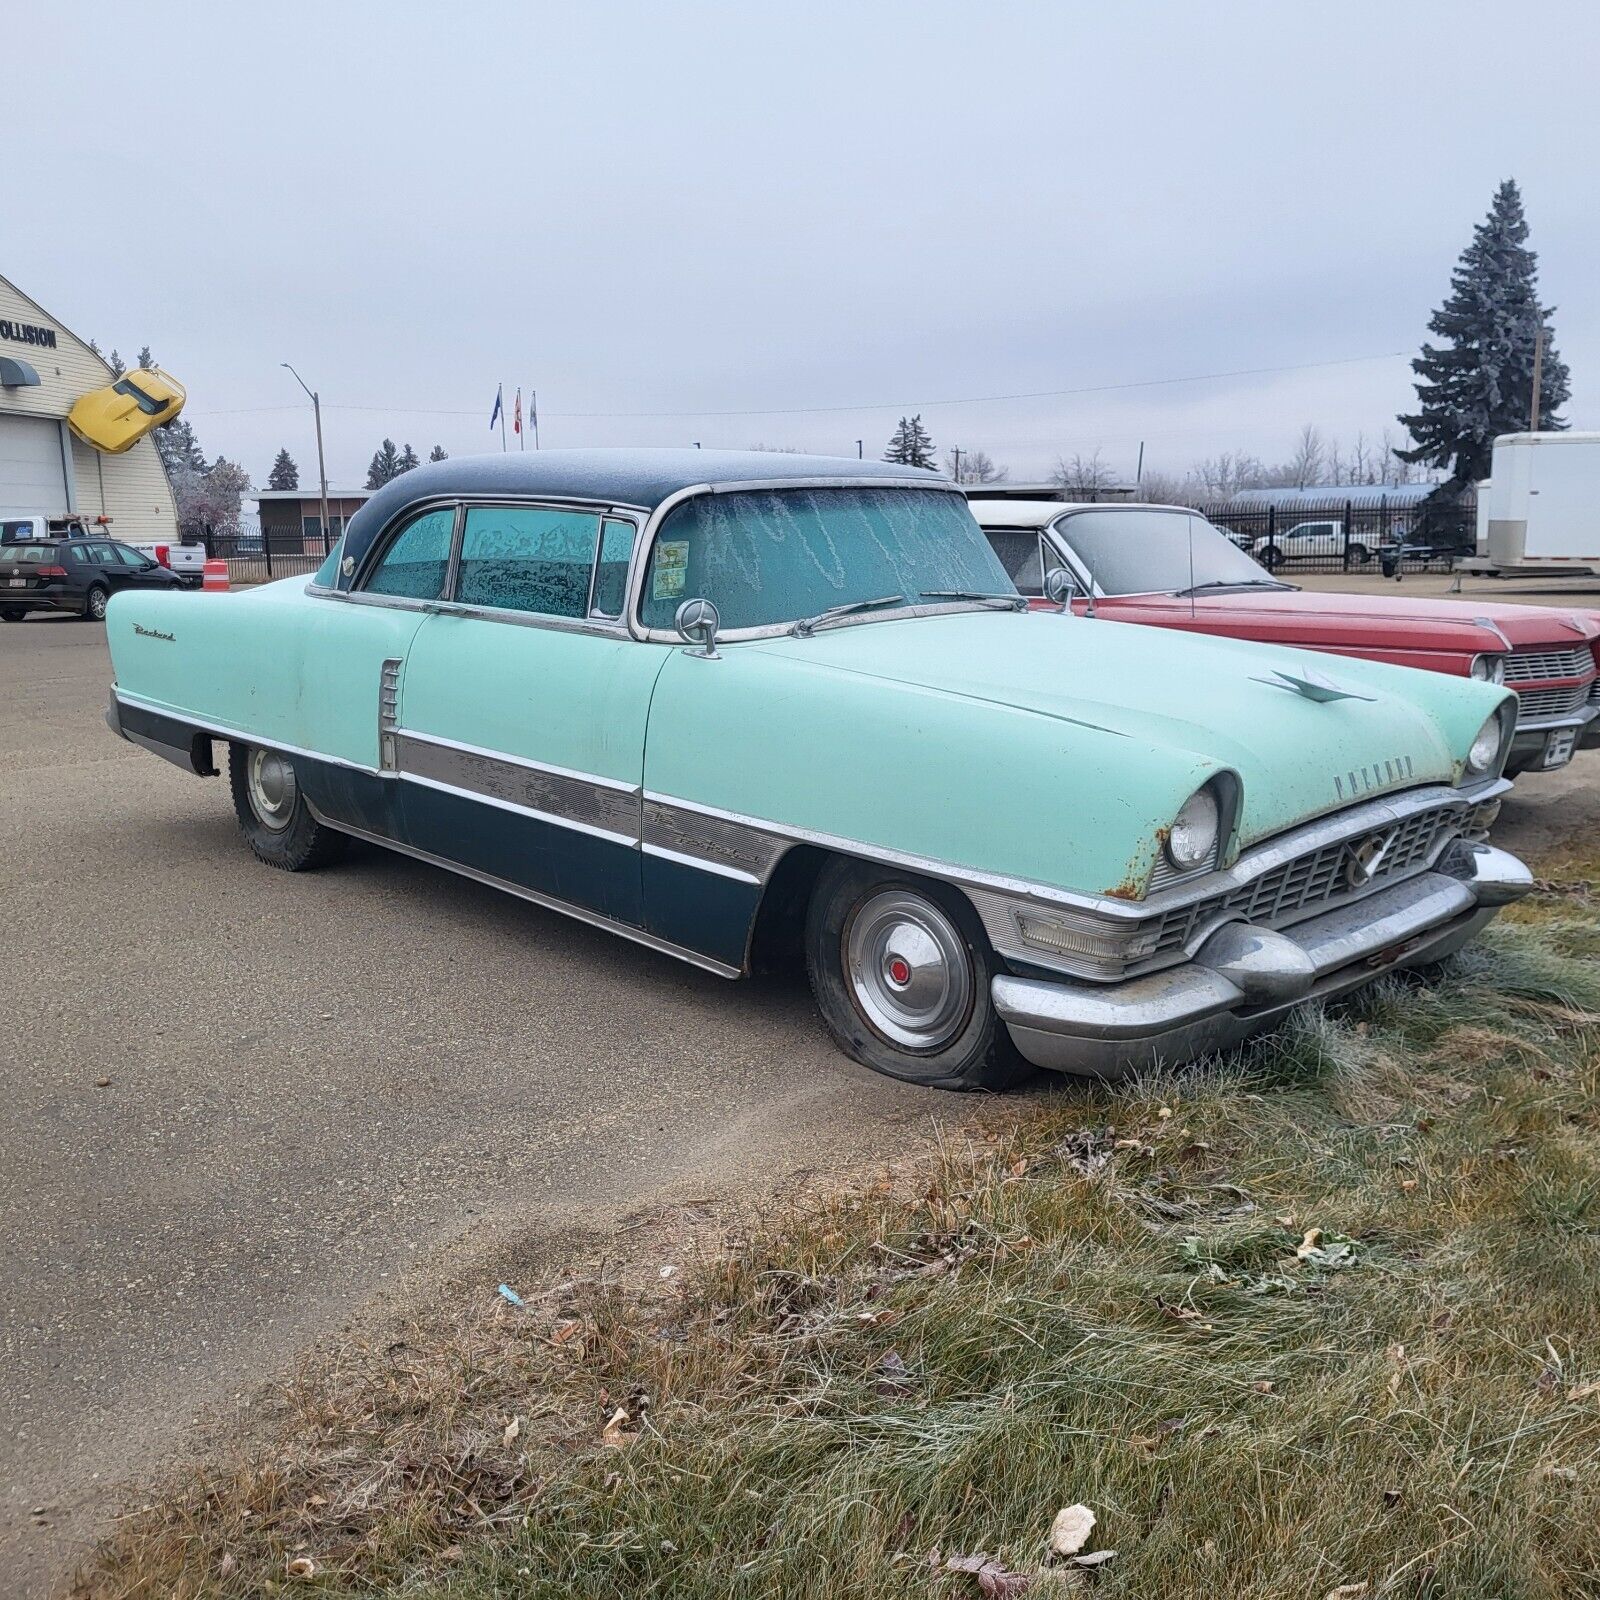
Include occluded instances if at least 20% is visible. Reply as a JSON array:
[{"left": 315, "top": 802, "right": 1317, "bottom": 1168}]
[
  {"left": 1348, "top": 542, "right": 1371, "bottom": 566},
  {"left": 84, "top": 584, "right": 109, "bottom": 621},
  {"left": 804, "top": 858, "right": 1034, "bottom": 1090},
  {"left": 1257, "top": 544, "right": 1282, "bottom": 571},
  {"left": 228, "top": 742, "right": 348, "bottom": 871}
]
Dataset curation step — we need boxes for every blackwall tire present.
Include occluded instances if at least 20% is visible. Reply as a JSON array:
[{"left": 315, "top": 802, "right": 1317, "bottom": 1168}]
[
  {"left": 804, "top": 856, "right": 1036, "bottom": 1091},
  {"left": 0, "top": 608, "right": 24, "bottom": 623},
  {"left": 1258, "top": 545, "right": 1282, "bottom": 571},
  {"left": 228, "top": 742, "right": 348, "bottom": 871}
]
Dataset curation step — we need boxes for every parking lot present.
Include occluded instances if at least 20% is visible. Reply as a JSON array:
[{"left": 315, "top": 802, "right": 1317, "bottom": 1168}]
[
  {"left": 5, "top": 593, "right": 1598, "bottom": 1587},
  {"left": 0, "top": 614, "right": 980, "bottom": 1583}
]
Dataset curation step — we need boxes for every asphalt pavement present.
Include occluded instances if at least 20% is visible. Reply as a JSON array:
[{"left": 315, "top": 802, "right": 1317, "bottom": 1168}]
[
  {"left": 2, "top": 601, "right": 1595, "bottom": 1595},
  {"left": 0, "top": 614, "right": 972, "bottom": 1593}
]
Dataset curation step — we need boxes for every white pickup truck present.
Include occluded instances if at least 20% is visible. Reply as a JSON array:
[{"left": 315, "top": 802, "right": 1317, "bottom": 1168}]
[{"left": 0, "top": 513, "right": 206, "bottom": 587}]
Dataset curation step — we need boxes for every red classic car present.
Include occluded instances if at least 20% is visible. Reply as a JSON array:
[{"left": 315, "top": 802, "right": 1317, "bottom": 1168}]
[{"left": 973, "top": 500, "right": 1600, "bottom": 777}]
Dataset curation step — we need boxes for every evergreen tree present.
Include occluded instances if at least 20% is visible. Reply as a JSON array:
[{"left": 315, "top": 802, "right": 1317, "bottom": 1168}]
[
  {"left": 883, "top": 414, "right": 936, "bottom": 469},
  {"left": 268, "top": 448, "right": 300, "bottom": 490},
  {"left": 397, "top": 442, "right": 421, "bottom": 475},
  {"left": 107, "top": 348, "right": 126, "bottom": 377},
  {"left": 428, "top": 444, "right": 448, "bottom": 462},
  {"left": 1397, "top": 179, "right": 1570, "bottom": 490},
  {"left": 365, "top": 438, "right": 404, "bottom": 489},
  {"left": 137, "top": 345, "right": 154, "bottom": 371},
  {"left": 155, "top": 416, "right": 208, "bottom": 478}
]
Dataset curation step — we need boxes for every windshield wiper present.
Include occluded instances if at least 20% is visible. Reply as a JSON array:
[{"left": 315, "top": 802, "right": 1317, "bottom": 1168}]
[
  {"left": 790, "top": 593, "right": 906, "bottom": 637},
  {"left": 1175, "top": 579, "right": 1293, "bottom": 597},
  {"left": 919, "top": 589, "right": 1028, "bottom": 611}
]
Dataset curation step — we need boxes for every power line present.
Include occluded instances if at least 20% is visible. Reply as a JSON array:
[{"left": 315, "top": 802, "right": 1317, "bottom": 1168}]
[{"left": 187, "top": 349, "right": 1407, "bottom": 423}]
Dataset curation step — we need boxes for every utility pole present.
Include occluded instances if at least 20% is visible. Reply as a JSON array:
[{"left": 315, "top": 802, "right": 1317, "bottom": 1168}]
[
  {"left": 1135, "top": 440, "right": 1145, "bottom": 492},
  {"left": 281, "top": 362, "right": 332, "bottom": 554},
  {"left": 856, "top": 439, "right": 863, "bottom": 459},
  {"left": 951, "top": 447, "right": 963, "bottom": 483},
  {"left": 1530, "top": 327, "right": 1546, "bottom": 432}
]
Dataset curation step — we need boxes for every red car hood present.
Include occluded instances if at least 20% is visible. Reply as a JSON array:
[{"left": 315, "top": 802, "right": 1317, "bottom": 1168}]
[{"left": 1087, "top": 588, "right": 1600, "bottom": 657}]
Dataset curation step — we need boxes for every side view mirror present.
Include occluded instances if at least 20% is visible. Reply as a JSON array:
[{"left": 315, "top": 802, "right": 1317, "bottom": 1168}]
[
  {"left": 674, "top": 596, "right": 721, "bottom": 659},
  {"left": 1043, "top": 567, "right": 1078, "bottom": 611}
]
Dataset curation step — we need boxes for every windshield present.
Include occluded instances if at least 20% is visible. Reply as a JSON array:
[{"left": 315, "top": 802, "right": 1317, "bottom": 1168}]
[
  {"left": 1056, "top": 508, "right": 1278, "bottom": 596},
  {"left": 638, "top": 486, "right": 1014, "bottom": 632}
]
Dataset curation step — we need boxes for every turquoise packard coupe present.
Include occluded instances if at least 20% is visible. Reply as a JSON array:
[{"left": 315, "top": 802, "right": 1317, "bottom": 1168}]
[{"left": 105, "top": 451, "right": 1530, "bottom": 1089}]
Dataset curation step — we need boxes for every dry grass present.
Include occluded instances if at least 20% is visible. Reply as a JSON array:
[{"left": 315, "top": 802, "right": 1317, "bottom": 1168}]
[{"left": 75, "top": 877, "right": 1600, "bottom": 1599}]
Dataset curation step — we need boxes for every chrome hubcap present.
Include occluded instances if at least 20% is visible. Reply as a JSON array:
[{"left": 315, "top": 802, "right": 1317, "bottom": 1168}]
[
  {"left": 247, "top": 747, "right": 297, "bottom": 831},
  {"left": 845, "top": 890, "right": 974, "bottom": 1051}
]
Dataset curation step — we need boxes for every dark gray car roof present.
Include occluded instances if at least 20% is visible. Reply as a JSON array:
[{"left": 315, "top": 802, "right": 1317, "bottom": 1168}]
[{"left": 335, "top": 448, "right": 943, "bottom": 587}]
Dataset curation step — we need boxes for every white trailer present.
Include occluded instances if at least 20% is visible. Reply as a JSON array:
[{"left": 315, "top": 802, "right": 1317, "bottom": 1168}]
[{"left": 1470, "top": 432, "right": 1600, "bottom": 575}]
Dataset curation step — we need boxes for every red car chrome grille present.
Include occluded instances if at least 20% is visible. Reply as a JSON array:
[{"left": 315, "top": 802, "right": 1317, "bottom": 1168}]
[
  {"left": 1503, "top": 645, "right": 1595, "bottom": 684},
  {"left": 1515, "top": 683, "right": 1593, "bottom": 723}
]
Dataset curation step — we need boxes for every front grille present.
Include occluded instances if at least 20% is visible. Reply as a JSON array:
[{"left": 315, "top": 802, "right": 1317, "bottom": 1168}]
[
  {"left": 1515, "top": 682, "right": 1592, "bottom": 723},
  {"left": 1503, "top": 645, "right": 1595, "bottom": 684},
  {"left": 1148, "top": 800, "right": 1466, "bottom": 958}
]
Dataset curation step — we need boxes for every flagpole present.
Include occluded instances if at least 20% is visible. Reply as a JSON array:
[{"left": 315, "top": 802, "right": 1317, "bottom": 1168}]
[
  {"left": 518, "top": 386, "right": 525, "bottom": 451},
  {"left": 532, "top": 389, "right": 540, "bottom": 450},
  {"left": 500, "top": 382, "right": 507, "bottom": 453}
]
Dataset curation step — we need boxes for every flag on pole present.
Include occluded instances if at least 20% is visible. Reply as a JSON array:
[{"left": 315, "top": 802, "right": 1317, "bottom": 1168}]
[
  {"left": 529, "top": 389, "right": 539, "bottom": 449},
  {"left": 489, "top": 384, "right": 503, "bottom": 431},
  {"left": 513, "top": 387, "right": 523, "bottom": 436}
]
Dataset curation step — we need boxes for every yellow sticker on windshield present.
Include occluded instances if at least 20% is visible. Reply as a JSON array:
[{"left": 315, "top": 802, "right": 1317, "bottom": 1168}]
[{"left": 653, "top": 540, "right": 688, "bottom": 601}]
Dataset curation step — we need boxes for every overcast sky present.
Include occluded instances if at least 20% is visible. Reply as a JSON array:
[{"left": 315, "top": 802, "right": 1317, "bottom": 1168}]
[{"left": 12, "top": 1, "right": 1600, "bottom": 488}]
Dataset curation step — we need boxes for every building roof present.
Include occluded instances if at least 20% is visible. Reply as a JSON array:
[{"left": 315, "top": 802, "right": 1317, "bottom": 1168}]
[
  {"left": 253, "top": 488, "right": 372, "bottom": 502},
  {"left": 964, "top": 481, "right": 1138, "bottom": 501},
  {"left": 1226, "top": 484, "right": 1438, "bottom": 510},
  {"left": 334, "top": 448, "right": 944, "bottom": 587}
]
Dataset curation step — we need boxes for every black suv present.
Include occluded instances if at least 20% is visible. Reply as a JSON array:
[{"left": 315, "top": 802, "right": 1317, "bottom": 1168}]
[{"left": 0, "top": 538, "right": 185, "bottom": 622}]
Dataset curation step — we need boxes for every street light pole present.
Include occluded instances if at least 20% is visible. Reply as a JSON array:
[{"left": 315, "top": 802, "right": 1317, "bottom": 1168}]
[{"left": 282, "top": 362, "right": 333, "bottom": 555}]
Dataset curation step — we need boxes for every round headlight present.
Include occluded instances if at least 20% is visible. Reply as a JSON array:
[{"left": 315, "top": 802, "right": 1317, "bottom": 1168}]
[
  {"left": 1466, "top": 711, "right": 1504, "bottom": 776},
  {"left": 1167, "top": 785, "right": 1221, "bottom": 871},
  {"left": 1470, "top": 654, "right": 1506, "bottom": 684}
]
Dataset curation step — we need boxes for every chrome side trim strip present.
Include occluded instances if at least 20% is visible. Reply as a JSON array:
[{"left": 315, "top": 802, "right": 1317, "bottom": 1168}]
[
  {"left": 641, "top": 796, "right": 790, "bottom": 882},
  {"left": 640, "top": 839, "right": 763, "bottom": 885},
  {"left": 398, "top": 727, "right": 640, "bottom": 794},
  {"left": 398, "top": 770, "right": 638, "bottom": 848},
  {"left": 301, "top": 804, "right": 742, "bottom": 980},
  {"left": 393, "top": 731, "right": 640, "bottom": 842}
]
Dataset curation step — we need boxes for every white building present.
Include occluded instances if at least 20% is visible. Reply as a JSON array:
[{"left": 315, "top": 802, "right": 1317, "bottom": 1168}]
[{"left": 0, "top": 273, "right": 178, "bottom": 542}]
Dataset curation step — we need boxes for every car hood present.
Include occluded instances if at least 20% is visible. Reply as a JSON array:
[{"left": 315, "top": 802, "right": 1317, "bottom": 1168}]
[
  {"left": 1099, "top": 587, "right": 1600, "bottom": 654},
  {"left": 747, "top": 610, "right": 1508, "bottom": 848}
]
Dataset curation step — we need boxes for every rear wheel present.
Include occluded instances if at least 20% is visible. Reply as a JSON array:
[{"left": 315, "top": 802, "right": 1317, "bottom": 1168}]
[
  {"left": 804, "top": 857, "right": 1034, "bottom": 1091},
  {"left": 0, "top": 607, "right": 24, "bottom": 623},
  {"left": 1258, "top": 544, "right": 1282, "bottom": 571},
  {"left": 84, "top": 584, "right": 109, "bottom": 621},
  {"left": 1348, "top": 542, "right": 1371, "bottom": 566},
  {"left": 228, "top": 742, "right": 348, "bottom": 871}
]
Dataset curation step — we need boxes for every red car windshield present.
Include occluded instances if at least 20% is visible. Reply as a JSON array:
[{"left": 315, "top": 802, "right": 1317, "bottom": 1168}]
[{"left": 1058, "top": 509, "right": 1288, "bottom": 597}]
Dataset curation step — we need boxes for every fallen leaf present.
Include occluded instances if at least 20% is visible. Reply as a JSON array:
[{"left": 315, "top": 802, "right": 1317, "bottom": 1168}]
[
  {"left": 551, "top": 1319, "right": 584, "bottom": 1345},
  {"left": 1157, "top": 1106, "right": 1174, "bottom": 1119},
  {"left": 1323, "top": 1585, "right": 1367, "bottom": 1600},
  {"left": 946, "top": 1552, "right": 1034, "bottom": 1597},
  {"left": 503, "top": 1416, "right": 521, "bottom": 1446},
  {"left": 287, "top": 1556, "right": 317, "bottom": 1578},
  {"left": 439, "top": 1544, "right": 464, "bottom": 1561},
  {"left": 1567, "top": 1381, "right": 1600, "bottom": 1401},
  {"left": 306, "top": 1494, "right": 327, "bottom": 1508},
  {"left": 219, "top": 1553, "right": 237, "bottom": 1578},
  {"left": 1296, "top": 1228, "right": 1324, "bottom": 1258},
  {"left": 1049, "top": 1504, "right": 1096, "bottom": 1556},
  {"left": 600, "top": 1406, "right": 632, "bottom": 1447},
  {"left": 1074, "top": 1550, "right": 1117, "bottom": 1567},
  {"left": 1253, "top": 1380, "right": 1274, "bottom": 1394}
]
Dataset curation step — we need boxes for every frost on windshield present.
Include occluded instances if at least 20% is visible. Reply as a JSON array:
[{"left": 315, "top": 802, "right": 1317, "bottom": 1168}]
[{"left": 640, "top": 487, "right": 1012, "bottom": 630}]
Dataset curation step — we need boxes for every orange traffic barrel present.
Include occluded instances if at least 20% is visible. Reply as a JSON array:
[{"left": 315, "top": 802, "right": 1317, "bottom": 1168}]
[{"left": 202, "top": 559, "right": 230, "bottom": 592}]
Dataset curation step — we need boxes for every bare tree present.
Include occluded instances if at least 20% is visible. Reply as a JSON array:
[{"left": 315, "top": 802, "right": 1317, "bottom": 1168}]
[
  {"left": 1051, "top": 448, "right": 1121, "bottom": 499},
  {"left": 944, "top": 447, "right": 1006, "bottom": 483},
  {"left": 747, "top": 442, "right": 801, "bottom": 453},
  {"left": 1282, "top": 424, "right": 1325, "bottom": 488},
  {"left": 1187, "top": 451, "right": 1268, "bottom": 499}
]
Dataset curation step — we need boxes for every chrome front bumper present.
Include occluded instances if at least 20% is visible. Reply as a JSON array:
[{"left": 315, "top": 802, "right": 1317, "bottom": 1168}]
[{"left": 993, "top": 843, "right": 1532, "bottom": 1078}]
